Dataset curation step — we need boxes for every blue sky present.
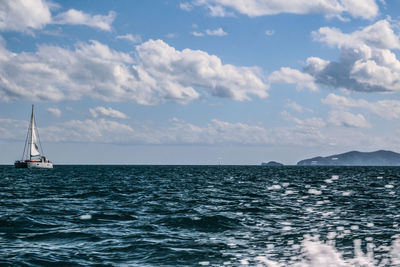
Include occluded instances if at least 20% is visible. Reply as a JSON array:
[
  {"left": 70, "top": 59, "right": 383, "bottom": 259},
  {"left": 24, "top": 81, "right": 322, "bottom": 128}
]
[{"left": 1, "top": 0, "right": 400, "bottom": 164}]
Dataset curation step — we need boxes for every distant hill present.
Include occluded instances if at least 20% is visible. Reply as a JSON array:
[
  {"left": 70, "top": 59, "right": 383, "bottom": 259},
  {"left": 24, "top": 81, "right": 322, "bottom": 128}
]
[
  {"left": 261, "top": 161, "right": 284, "bottom": 166},
  {"left": 297, "top": 150, "right": 400, "bottom": 166}
]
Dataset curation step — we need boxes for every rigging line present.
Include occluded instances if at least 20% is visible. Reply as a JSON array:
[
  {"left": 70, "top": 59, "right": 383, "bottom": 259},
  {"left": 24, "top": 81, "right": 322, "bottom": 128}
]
[{"left": 21, "top": 119, "right": 30, "bottom": 160}]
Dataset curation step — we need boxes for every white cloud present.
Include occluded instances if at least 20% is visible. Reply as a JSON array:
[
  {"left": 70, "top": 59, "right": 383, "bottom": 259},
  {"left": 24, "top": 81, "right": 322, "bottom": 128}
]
[
  {"left": 136, "top": 39, "right": 268, "bottom": 102},
  {"left": 41, "top": 117, "right": 326, "bottom": 146},
  {"left": 281, "top": 111, "right": 326, "bottom": 129},
  {"left": 310, "top": 20, "right": 400, "bottom": 93},
  {"left": 191, "top": 31, "right": 204, "bottom": 37},
  {"left": 179, "top": 2, "right": 193, "bottom": 11},
  {"left": 265, "top": 30, "right": 275, "bottom": 36},
  {"left": 192, "top": 27, "right": 227, "bottom": 37},
  {"left": 162, "top": 118, "right": 272, "bottom": 145},
  {"left": 47, "top": 107, "right": 62, "bottom": 117},
  {"left": 0, "top": 39, "right": 268, "bottom": 104},
  {"left": 1, "top": 114, "right": 393, "bottom": 152},
  {"left": 205, "top": 27, "right": 227, "bottom": 36},
  {"left": 89, "top": 106, "right": 128, "bottom": 119},
  {"left": 0, "top": 118, "right": 27, "bottom": 140},
  {"left": 0, "top": 0, "right": 115, "bottom": 33},
  {"left": 273, "top": 20, "right": 400, "bottom": 94},
  {"left": 116, "top": 34, "right": 142, "bottom": 43},
  {"left": 45, "top": 119, "right": 134, "bottom": 143},
  {"left": 322, "top": 93, "right": 368, "bottom": 107},
  {"left": 285, "top": 100, "right": 312, "bottom": 113},
  {"left": 322, "top": 93, "right": 400, "bottom": 119},
  {"left": 54, "top": 9, "right": 116, "bottom": 31},
  {"left": 0, "top": 0, "right": 52, "bottom": 32},
  {"left": 313, "top": 20, "right": 400, "bottom": 50},
  {"left": 269, "top": 67, "right": 318, "bottom": 91},
  {"left": 0, "top": 39, "right": 133, "bottom": 102},
  {"left": 189, "top": 0, "right": 379, "bottom": 19},
  {"left": 328, "top": 110, "right": 371, "bottom": 128}
]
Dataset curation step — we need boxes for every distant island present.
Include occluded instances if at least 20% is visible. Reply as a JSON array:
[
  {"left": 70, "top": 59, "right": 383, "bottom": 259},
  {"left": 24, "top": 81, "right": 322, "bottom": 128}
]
[
  {"left": 261, "top": 161, "right": 284, "bottom": 166},
  {"left": 297, "top": 150, "right": 400, "bottom": 166}
]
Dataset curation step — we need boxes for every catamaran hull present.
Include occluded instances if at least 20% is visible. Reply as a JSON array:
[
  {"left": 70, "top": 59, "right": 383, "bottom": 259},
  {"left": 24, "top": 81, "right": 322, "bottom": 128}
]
[
  {"left": 14, "top": 161, "right": 53, "bottom": 169},
  {"left": 27, "top": 162, "right": 53, "bottom": 169},
  {"left": 14, "top": 161, "right": 28, "bottom": 168}
]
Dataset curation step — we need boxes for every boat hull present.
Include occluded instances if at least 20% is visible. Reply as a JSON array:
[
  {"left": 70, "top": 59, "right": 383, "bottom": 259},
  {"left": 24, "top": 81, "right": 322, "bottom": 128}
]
[
  {"left": 27, "top": 161, "right": 53, "bottom": 169},
  {"left": 14, "top": 160, "right": 53, "bottom": 169},
  {"left": 14, "top": 161, "right": 28, "bottom": 168}
]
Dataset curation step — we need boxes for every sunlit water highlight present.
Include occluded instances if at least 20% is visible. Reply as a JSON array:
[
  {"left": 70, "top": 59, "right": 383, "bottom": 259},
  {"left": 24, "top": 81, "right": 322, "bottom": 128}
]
[{"left": 0, "top": 165, "right": 399, "bottom": 266}]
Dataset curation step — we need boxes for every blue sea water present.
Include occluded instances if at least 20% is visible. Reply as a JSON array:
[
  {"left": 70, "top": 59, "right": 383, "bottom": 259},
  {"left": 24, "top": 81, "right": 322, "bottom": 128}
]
[{"left": 0, "top": 165, "right": 400, "bottom": 266}]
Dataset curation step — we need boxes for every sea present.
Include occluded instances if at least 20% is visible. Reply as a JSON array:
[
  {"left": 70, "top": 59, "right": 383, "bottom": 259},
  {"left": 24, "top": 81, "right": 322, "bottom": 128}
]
[{"left": 1, "top": 165, "right": 400, "bottom": 266}]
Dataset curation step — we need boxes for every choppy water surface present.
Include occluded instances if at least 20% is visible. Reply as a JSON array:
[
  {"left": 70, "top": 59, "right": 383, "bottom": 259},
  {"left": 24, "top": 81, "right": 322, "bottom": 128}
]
[{"left": 1, "top": 165, "right": 400, "bottom": 266}]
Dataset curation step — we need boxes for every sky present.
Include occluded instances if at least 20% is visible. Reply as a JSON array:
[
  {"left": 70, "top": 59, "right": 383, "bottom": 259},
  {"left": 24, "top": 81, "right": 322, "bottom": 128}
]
[{"left": 1, "top": 0, "right": 400, "bottom": 165}]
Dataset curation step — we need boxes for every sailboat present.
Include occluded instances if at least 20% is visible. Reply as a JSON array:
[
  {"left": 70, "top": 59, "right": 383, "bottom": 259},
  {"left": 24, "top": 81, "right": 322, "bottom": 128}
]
[{"left": 14, "top": 105, "right": 53, "bottom": 169}]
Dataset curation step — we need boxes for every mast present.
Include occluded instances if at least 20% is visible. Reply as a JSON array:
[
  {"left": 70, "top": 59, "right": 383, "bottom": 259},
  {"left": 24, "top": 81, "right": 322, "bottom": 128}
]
[
  {"left": 21, "top": 118, "right": 29, "bottom": 160},
  {"left": 29, "top": 105, "right": 33, "bottom": 160}
]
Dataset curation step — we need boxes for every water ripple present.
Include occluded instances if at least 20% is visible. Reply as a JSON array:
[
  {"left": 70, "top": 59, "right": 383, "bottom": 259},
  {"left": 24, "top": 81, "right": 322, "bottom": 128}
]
[{"left": 1, "top": 165, "right": 400, "bottom": 266}]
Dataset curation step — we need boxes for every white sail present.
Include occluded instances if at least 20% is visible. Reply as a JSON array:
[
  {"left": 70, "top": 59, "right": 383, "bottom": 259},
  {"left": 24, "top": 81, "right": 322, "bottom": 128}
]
[{"left": 30, "top": 111, "right": 40, "bottom": 158}]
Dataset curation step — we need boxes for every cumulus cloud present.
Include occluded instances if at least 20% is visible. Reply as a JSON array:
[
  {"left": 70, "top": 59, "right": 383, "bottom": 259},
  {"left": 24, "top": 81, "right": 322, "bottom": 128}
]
[
  {"left": 89, "top": 106, "right": 128, "bottom": 119},
  {"left": 0, "top": 39, "right": 268, "bottom": 104},
  {"left": 0, "top": 0, "right": 115, "bottom": 33},
  {"left": 116, "top": 34, "right": 142, "bottom": 43},
  {"left": 285, "top": 100, "right": 312, "bottom": 113},
  {"left": 328, "top": 110, "right": 371, "bottom": 128},
  {"left": 179, "top": 2, "right": 193, "bottom": 11},
  {"left": 322, "top": 93, "right": 400, "bottom": 119},
  {"left": 192, "top": 27, "right": 227, "bottom": 37},
  {"left": 281, "top": 111, "right": 326, "bottom": 129},
  {"left": 47, "top": 107, "right": 62, "bottom": 117},
  {"left": 306, "top": 20, "right": 400, "bottom": 93},
  {"left": 136, "top": 39, "right": 267, "bottom": 102},
  {"left": 0, "top": 0, "right": 52, "bottom": 32},
  {"left": 53, "top": 9, "right": 116, "bottom": 31},
  {"left": 38, "top": 117, "right": 327, "bottom": 146},
  {"left": 0, "top": 118, "right": 27, "bottom": 140},
  {"left": 0, "top": 39, "right": 133, "bottom": 102},
  {"left": 1, "top": 113, "right": 391, "bottom": 151},
  {"left": 313, "top": 21, "right": 400, "bottom": 50},
  {"left": 186, "top": 0, "right": 379, "bottom": 19},
  {"left": 269, "top": 67, "right": 318, "bottom": 91},
  {"left": 45, "top": 119, "right": 134, "bottom": 143},
  {"left": 191, "top": 31, "right": 204, "bottom": 37},
  {"left": 272, "top": 20, "right": 400, "bottom": 94},
  {"left": 205, "top": 27, "right": 227, "bottom": 36},
  {"left": 161, "top": 118, "right": 272, "bottom": 145}
]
